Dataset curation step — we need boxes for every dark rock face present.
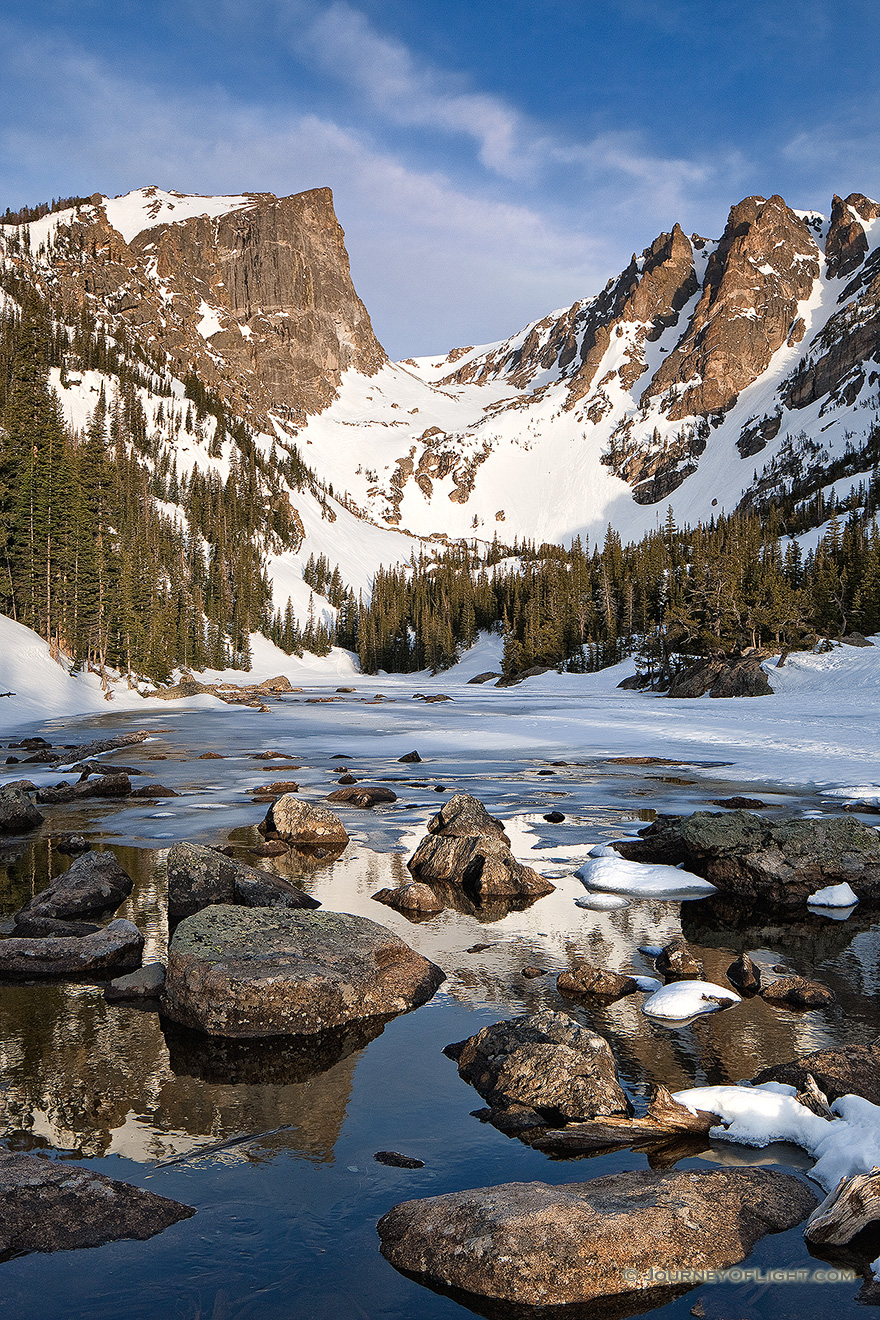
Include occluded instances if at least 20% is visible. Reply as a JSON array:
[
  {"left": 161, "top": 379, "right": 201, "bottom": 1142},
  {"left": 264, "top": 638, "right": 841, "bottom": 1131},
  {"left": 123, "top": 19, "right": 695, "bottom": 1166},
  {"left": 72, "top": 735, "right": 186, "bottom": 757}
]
[
  {"left": 39, "top": 189, "right": 385, "bottom": 435},
  {"left": 0, "top": 1151, "right": 194, "bottom": 1259},
  {"left": 825, "top": 193, "right": 880, "bottom": 279},
  {"left": 377, "top": 1168, "right": 816, "bottom": 1308},
  {"left": 556, "top": 962, "right": 639, "bottom": 1003},
  {"left": 760, "top": 975, "right": 835, "bottom": 1008},
  {"left": 408, "top": 833, "right": 554, "bottom": 901},
  {"left": 751, "top": 1042, "right": 880, "bottom": 1103},
  {"left": 326, "top": 785, "right": 397, "bottom": 807},
  {"left": 0, "top": 919, "right": 144, "bottom": 980},
  {"left": 445, "top": 1010, "right": 630, "bottom": 1123},
  {"left": 398, "top": 750, "right": 422, "bottom": 762},
  {"left": 15, "top": 850, "right": 133, "bottom": 922},
  {"left": 615, "top": 810, "right": 880, "bottom": 907},
  {"left": 167, "top": 840, "right": 320, "bottom": 919},
  {"left": 260, "top": 795, "right": 349, "bottom": 848},
  {"left": 0, "top": 787, "right": 43, "bottom": 835},
  {"left": 161, "top": 905, "right": 445, "bottom": 1037},
  {"left": 426, "top": 793, "right": 509, "bottom": 842},
  {"left": 666, "top": 656, "right": 772, "bottom": 699},
  {"left": 643, "top": 195, "right": 820, "bottom": 419}
]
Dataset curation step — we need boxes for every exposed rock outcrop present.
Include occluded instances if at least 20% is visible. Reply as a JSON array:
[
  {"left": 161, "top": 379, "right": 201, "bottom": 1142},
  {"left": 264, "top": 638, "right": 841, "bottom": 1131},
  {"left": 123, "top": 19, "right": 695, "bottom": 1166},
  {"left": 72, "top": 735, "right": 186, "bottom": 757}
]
[{"left": 615, "top": 810, "right": 880, "bottom": 907}]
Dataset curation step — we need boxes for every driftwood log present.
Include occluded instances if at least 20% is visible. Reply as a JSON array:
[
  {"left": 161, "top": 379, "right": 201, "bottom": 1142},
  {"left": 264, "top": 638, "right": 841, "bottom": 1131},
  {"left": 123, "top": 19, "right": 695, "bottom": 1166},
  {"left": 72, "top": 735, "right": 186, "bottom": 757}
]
[
  {"left": 529, "top": 1084, "right": 716, "bottom": 1155},
  {"left": 804, "top": 1168, "right": 880, "bottom": 1245}
]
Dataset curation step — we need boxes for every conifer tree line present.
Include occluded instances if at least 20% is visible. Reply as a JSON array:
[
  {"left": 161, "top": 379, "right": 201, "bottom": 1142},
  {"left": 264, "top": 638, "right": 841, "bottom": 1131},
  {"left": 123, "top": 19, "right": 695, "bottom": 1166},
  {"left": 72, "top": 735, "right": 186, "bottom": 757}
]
[
  {"left": 0, "top": 280, "right": 303, "bottom": 682},
  {"left": 333, "top": 493, "right": 880, "bottom": 677}
]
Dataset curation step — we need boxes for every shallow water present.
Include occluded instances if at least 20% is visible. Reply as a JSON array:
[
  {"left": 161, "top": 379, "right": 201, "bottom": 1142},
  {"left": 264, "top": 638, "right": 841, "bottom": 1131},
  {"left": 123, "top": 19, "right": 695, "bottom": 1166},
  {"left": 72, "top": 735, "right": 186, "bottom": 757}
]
[{"left": 1, "top": 693, "right": 878, "bottom": 1319}]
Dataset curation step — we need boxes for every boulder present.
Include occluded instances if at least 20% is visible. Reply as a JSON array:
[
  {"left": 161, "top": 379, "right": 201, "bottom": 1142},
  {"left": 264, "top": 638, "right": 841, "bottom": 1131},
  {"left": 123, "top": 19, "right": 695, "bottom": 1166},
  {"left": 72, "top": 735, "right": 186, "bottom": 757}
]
[
  {"left": 407, "top": 833, "right": 554, "bottom": 900},
  {"left": 0, "top": 1151, "right": 194, "bottom": 1258},
  {"left": 655, "top": 935, "right": 703, "bottom": 980},
  {"left": 614, "top": 810, "right": 880, "bottom": 907},
  {"left": 105, "top": 962, "right": 166, "bottom": 1001},
  {"left": 760, "top": 975, "right": 835, "bottom": 1008},
  {"left": 444, "top": 1010, "right": 630, "bottom": 1123},
  {"left": 377, "top": 1168, "right": 816, "bottom": 1309},
  {"left": 326, "top": 785, "right": 397, "bottom": 807},
  {"left": 398, "top": 750, "right": 422, "bottom": 762},
  {"left": 556, "top": 962, "right": 639, "bottom": 1002},
  {"left": 161, "top": 906, "right": 445, "bottom": 1037},
  {"left": 0, "top": 786, "right": 43, "bottom": 835},
  {"left": 372, "top": 882, "right": 445, "bottom": 914},
  {"left": 467, "top": 672, "right": 501, "bottom": 684},
  {"left": 166, "top": 841, "right": 320, "bottom": 918},
  {"left": 15, "top": 850, "right": 133, "bottom": 922},
  {"left": 427, "top": 792, "right": 509, "bottom": 841},
  {"left": 0, "top": 918, "right": 144, "bottom": 979},
  {"left": 751, "top": 1042, "right": 880, "bottom": 1104},
  {"left": 260, "top": 795, "right": 349, "bottom": 848},
  {"left": 36, "top": 773, "right": 132, "bottom": 804}
]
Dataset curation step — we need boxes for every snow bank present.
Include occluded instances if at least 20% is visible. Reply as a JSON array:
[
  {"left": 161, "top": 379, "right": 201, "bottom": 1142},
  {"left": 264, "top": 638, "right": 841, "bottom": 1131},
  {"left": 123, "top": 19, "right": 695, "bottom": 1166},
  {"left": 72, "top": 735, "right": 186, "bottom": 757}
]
[
  {"left": 642, "top": 980, "right": 741, "bottom": 1019},
  {"left": 675, "top": 1082, "right": 880, "bottom": 1192},
  {"left": 577, "top": 855, "right": 717, "bottom": 899}
]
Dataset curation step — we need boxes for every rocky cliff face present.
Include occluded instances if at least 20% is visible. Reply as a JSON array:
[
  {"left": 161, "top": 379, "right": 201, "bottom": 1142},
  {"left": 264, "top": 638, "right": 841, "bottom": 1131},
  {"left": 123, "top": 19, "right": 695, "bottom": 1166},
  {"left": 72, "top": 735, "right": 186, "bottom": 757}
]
[{"left": 14, "top": 186, "right": 385, "bottom": 430}]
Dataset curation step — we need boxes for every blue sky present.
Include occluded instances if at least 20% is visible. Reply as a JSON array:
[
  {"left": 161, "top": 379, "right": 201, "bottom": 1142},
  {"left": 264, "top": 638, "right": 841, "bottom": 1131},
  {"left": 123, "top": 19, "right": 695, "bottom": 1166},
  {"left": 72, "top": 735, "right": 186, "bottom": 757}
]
[{"left": 1, "top": 0, "right": 879, "bottom": 356}]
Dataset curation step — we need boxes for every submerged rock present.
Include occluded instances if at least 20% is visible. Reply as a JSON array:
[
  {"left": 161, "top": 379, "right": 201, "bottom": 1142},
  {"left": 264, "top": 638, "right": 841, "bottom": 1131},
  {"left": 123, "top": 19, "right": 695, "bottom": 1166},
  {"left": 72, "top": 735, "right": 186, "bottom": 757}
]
[
  {"left": 105, "top": 962, "right": 166, "bottom": 1001},
  {"left": 15, "top": 850, "right": 132, "bottom": 922},
  {"left": 556, "top": 962, "right": 639, "bottom": 1002},
  {"left": 727, "top": 950, "right": 762, "bottom": 992},
  {"left": 372, "top": 882, "right": 444, "bottom": 914},
  {"left": 0, "top": 919, "right": 144, "bottom": 980},
  {"left": 0, "top": 786, "right": 43, "bottom": 836},
  {"left": 760, "top": 975, "right": 835, "bottom": 1008},
  {"left": 615, "top": 810, "right": 880, "bottom": 907},
  {"left": 260, "top": 795, "right": 349, "bottom": 848},
  {"left": 0, "top": 1151, "right": 194, "bottom": 1258},
  {"left": 377, "top": 1168, "right": 816, "bottom": 1309},
  {"left": 161, "top": 906, "right": 445, "bottom": 1037},
  {"left": 445, "top": 1010, "right": 630, "bottom": 1124},
  {"left": 326, "top": 785, "right": 397, "bottom": 807}
]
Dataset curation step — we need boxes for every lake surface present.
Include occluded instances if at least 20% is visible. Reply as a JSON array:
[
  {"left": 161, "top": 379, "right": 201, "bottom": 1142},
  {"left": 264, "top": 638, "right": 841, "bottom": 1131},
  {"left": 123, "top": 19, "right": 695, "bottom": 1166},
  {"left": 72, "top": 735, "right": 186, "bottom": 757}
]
[{"left": 1, "top": 688, "right": 878, "bottom": 1319}]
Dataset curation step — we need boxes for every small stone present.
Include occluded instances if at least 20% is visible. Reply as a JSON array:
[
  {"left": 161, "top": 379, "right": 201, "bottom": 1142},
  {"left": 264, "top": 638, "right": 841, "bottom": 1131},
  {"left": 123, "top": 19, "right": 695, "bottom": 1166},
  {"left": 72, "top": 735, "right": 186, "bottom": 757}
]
[
  {"left": 543, "top": 811, "right": 565, "bottom": 823},
  {"left": 727, "top": 951, "right": 762, "bottom": 993},
  {"left": 372, "top": 882, "right": 444, "bottom": 914},
  {"left": 326, "top": 785, "right": 397, "bottom": 808},
  {"left": 374, "top": 1151, "right": 425, "bottom": 1168},
  {"left": 557, "top": 962, "right": 639, "bottom": 1002},
  {"left": 55, "top": 834, "right": 89, "bottom": 855},
  {"left": 521, "top": 966, "right": 545, "bottom": 979},
  {"left": 761, "top": 975, "right": 835, "bottom": 1008},
  {"left": 398, "top": 751, "right": 422, "bottom": 763},
  {"left": 105, "top": 962, "right": 166, "bottom": 1001},
  {"left": 655, "top": 936, "right": 703, "bottom": 980}
]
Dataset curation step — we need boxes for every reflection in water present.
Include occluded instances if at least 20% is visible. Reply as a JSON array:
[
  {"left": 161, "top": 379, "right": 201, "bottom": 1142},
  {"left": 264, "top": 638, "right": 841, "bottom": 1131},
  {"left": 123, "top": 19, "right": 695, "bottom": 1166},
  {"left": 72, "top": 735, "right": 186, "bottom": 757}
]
[{"left": 1, "top": 719, "right": 878, "bottom": 1318}]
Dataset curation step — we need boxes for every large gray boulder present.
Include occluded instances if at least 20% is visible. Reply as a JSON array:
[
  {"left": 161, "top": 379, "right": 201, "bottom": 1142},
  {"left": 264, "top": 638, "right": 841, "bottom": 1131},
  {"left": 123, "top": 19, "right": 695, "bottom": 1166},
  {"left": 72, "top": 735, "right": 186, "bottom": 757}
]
[
  {"left": 161, "top": 906, "right": 445, "bottom": 1037},
  {"left": 166, "top": 841, "right": 320, "bottom": 919},
  {"left": 615, "top": 810, "right": 880, "bottom": 907},
  {"left": 444, "top": 1010, "right": 630, "bottom": 1123},
  {"left": 426, "top": 793, "right": 509, "bottom": 842},
  {"left": 260, "top": 795, "right": 349, "bottom": 848},
  {"left": 14, "top": 850, "right": 132, "bottom": 922},
  {"left": 0, "top": 786, "right": 43, "bottom": 835},
  {"left": 408, "top": 834, "right": 554, "bottom": 900},
  {"left": 0, "top": 919, "right": 144, "bottom": 979},
  {"left": 0, "top": 1151, "right": 193, "bottom": 1257},
  {"left": 377, "top": 1168, "right": 816, "bottom": 1309}
]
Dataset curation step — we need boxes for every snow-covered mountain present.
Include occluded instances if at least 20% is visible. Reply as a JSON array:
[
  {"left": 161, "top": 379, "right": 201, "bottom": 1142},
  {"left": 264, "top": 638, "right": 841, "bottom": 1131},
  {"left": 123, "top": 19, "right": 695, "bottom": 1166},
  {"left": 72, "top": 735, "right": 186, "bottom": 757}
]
[
  {"left": 3, "top": 183, "right": 880, "bottom": 636},
  {"left": 294, "top": 191, "right": 880, "bottom": 546}
]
